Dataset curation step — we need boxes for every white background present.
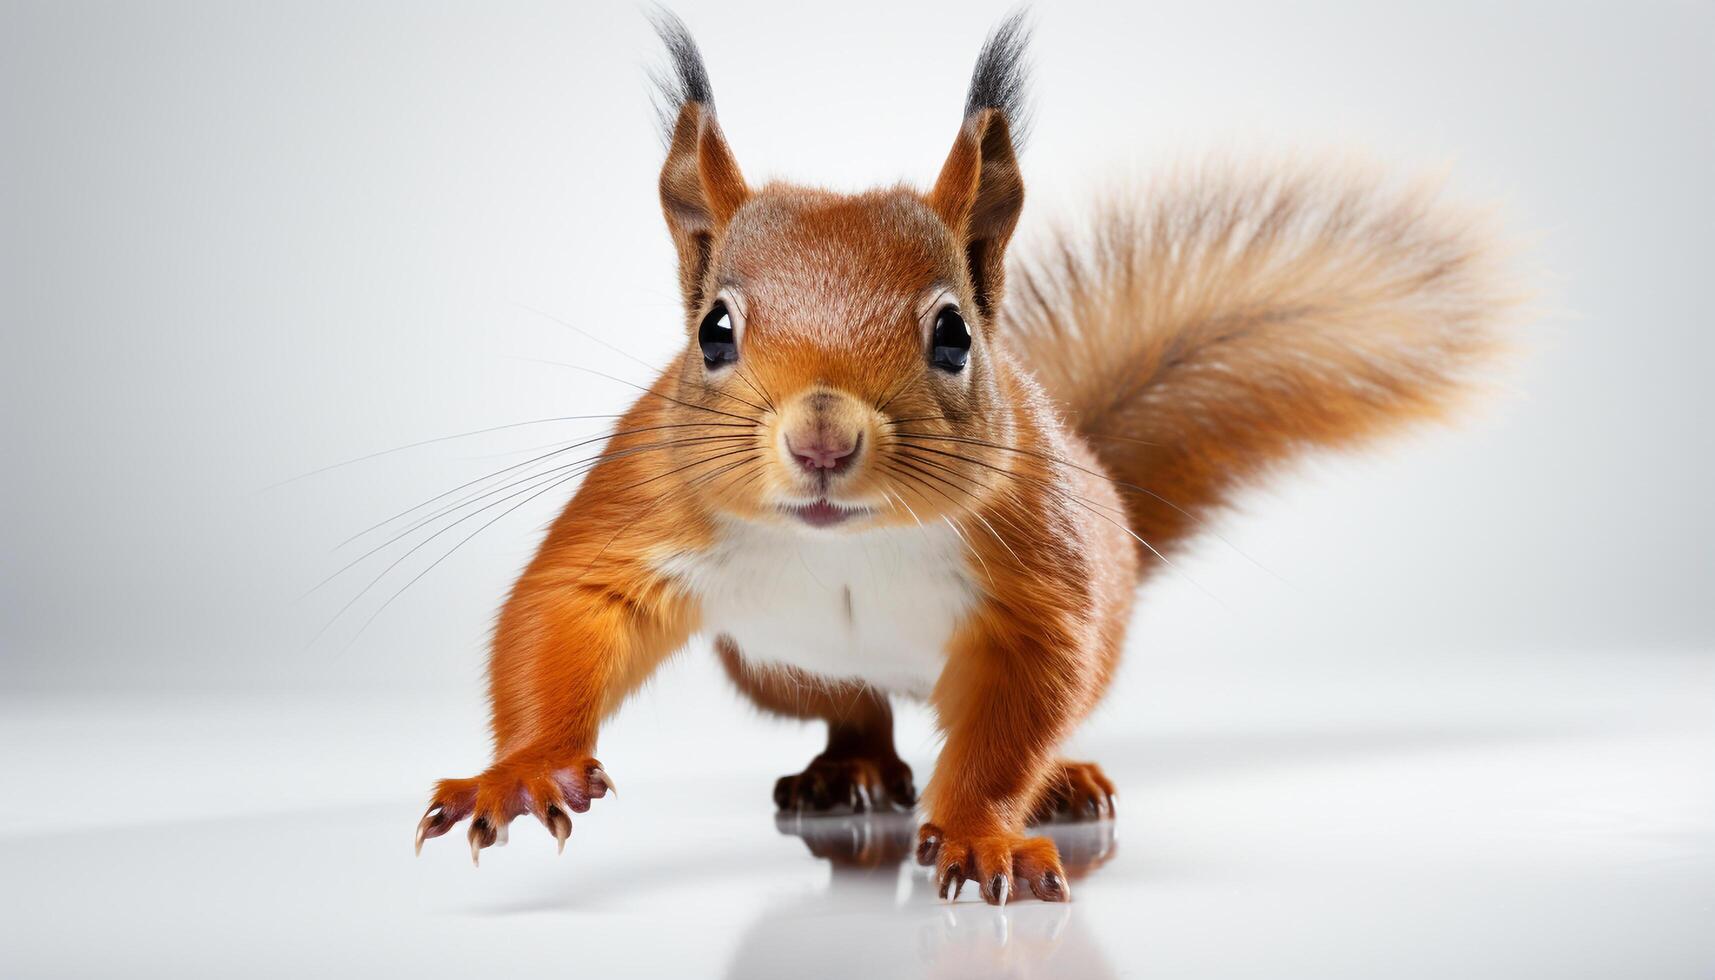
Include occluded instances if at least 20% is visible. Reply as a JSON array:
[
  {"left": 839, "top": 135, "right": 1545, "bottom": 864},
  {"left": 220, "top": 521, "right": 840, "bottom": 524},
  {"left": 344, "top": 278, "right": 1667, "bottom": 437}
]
[{"left": 2, "top": 2, "right": 1711, "bottom": 977}]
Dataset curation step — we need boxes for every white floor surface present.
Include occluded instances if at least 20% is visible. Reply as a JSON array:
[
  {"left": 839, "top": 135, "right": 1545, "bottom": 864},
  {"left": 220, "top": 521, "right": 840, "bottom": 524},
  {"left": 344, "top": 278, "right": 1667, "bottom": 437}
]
[{"left": 3, "top": 645, "right": 1710, "bottom": 978}]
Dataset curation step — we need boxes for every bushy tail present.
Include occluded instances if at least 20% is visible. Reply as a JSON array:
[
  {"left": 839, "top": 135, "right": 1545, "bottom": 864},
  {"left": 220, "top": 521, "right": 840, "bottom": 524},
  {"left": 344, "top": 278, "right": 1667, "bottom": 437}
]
[{"left": 1007, "top": 159, "right": 1519, "bottom": 560}]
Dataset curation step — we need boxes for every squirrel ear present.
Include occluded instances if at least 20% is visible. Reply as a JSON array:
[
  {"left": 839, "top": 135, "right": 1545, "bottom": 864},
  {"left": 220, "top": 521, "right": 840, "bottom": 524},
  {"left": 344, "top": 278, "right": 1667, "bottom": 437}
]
[
  {"left": 928, "top": 13, "right": 1030, "bottom": 321},
  {"left": 651, "top": 11, "right": 748, "bottom": 308},
  {"left": 928, "top": 108, "right": 1024, "bottom": 321},
  {"left": 658, "top": 103, "right": 747, "bottom": 306}
]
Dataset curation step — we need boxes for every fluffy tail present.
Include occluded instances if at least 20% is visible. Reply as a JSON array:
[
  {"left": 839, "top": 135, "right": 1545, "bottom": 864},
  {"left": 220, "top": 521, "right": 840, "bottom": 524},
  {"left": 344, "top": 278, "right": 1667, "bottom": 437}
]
[{"left": 1007, "top": 159, "right": 1519, "bottom": 560}]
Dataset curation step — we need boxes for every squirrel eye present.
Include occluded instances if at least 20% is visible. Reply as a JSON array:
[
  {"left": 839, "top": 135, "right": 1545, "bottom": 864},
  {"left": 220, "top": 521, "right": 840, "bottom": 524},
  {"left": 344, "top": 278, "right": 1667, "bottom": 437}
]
[
  {"left": 698, "top": 301, "right": 737, "bottom": 368},
  {"left": 930, "top": 305, "right": 971, "bottom": 372}
]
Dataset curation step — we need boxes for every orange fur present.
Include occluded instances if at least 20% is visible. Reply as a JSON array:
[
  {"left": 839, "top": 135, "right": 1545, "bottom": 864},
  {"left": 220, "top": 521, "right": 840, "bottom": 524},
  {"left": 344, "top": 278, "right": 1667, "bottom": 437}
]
[
  {"left": 415, "top": 14, "right": 1517, "bottom": 904},
  {"left": 1009, "top": 162, "right": 1516, "bottom": 564}
]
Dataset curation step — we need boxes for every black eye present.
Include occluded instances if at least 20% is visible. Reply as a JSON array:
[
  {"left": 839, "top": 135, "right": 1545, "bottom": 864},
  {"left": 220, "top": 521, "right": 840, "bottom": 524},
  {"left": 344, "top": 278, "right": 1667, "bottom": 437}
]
[
  {"left": 930, "top": 305, "right": 971, "bottom": 372},
  {"left": 698, "top": 301, "right": 737, "bottom": 368}
]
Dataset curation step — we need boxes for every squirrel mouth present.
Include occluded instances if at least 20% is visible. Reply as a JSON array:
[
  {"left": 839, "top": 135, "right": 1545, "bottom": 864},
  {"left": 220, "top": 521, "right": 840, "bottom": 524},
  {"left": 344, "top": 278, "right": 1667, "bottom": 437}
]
[{"left": 786, "top": 499, "right": 869, "bottom": 528}]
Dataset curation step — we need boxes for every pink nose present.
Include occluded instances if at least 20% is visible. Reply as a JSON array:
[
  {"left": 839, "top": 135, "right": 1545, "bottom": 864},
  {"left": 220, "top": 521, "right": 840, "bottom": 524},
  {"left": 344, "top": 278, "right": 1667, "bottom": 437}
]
[{"left": 788, "top": 432, "right": 860, "bottom": 473}]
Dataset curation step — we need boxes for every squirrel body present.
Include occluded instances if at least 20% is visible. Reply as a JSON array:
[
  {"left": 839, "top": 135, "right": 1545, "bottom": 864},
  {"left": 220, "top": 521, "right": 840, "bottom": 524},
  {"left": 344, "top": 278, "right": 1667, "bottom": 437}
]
[
  {"left": 415, "top": 14, "right": 1515, "bottom": 905},
  {"left": 662, "top": 516, "right": 978, "bottom": 699}
]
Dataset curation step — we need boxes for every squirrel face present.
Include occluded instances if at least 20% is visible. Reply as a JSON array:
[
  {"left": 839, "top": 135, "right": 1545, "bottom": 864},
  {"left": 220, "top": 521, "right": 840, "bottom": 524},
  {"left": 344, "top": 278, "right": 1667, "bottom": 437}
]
[
  {"left": 669, "top": 186, "right": 1017, "bottom": 533},
  {"left": 650, "top": 31, "right": 1028, "bottom": 535}
]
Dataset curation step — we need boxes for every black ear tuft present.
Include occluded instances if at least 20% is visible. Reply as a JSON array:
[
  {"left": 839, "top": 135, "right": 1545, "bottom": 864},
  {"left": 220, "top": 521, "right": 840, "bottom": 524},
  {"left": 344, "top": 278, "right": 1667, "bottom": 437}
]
[
  {"left": 647, "top": 6, "right": 715, "bottom": 145},
  {"left": 962, "top": 9, "right": 1033, "bottom": 147}
]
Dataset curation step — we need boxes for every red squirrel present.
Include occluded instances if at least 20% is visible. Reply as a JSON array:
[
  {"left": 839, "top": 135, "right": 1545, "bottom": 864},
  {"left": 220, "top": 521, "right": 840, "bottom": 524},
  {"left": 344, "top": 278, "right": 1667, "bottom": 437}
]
[{"left": 414, "top": 12, "right": 1514, "bottom": 905}]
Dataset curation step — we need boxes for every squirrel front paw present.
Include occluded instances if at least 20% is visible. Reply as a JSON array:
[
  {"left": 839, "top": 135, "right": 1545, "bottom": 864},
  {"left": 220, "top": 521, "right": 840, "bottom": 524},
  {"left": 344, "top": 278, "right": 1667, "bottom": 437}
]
[
  {"left": 415, "top": 756, "right": 614, "bottom": 864},
  {"left": 915, "top": 823, "right": 1069, "bottom": 905}
]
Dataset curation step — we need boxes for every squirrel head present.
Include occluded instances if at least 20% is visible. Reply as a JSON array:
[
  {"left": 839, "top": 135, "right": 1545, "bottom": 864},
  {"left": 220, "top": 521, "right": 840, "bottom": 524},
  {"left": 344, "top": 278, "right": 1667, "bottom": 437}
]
[{"left": 648, "top": 11, "right": 1034, "bottom": 533}]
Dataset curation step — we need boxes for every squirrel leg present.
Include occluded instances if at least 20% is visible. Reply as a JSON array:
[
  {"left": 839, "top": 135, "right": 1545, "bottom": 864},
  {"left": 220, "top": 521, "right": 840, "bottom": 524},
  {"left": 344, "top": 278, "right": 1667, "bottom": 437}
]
[
  {"left": 916, "top": 615, "right": 1091, "bottom": 905},
  {"left": 716, "top": 639, "right": 916, "bottom": 813},
  {"left": 416, "top": 563, "right": 692, "bottom": 863}
]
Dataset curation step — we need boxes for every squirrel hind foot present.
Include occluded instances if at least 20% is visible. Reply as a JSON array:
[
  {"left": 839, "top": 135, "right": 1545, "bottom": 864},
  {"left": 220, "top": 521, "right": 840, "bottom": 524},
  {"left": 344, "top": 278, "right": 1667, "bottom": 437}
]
[{"left": 1027, "top": 759, "right": 1117, "bottom": 826}]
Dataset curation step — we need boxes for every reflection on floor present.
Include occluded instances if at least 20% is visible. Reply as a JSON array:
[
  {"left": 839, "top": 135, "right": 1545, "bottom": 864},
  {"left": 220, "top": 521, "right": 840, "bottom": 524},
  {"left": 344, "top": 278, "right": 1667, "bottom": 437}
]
[{"left": 725, "top": 813, "right": 1121, "bottom": 979}]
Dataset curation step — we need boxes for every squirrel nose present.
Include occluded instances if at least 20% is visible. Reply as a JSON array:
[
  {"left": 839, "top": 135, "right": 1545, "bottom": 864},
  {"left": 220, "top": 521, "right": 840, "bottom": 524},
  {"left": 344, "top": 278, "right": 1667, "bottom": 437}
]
[{"left": 788, "top": 432, "right": 860, "bottom": 474}]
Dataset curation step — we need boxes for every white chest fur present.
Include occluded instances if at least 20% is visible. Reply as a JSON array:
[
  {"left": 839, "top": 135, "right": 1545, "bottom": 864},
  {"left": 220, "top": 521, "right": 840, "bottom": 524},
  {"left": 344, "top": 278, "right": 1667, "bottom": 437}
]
[{"left": 658, "top": 519, "right": 979, "bottom": 698}]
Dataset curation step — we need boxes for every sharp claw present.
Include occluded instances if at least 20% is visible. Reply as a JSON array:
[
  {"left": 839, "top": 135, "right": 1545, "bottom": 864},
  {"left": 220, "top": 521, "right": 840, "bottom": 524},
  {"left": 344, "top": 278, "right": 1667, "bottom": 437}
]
[
  {"left": 467, "top": 817, "right": 496, "bottom": 867},
  {"left": 546, "top": 805, "right": 572, "bottom": 855},
  {"left": 989, "top": 873, "right": 1011, "bottom": 906},
  {"left": 1037, "top": 871, "right": 1069, "bottom": 902},
  {"left": 939, "top": 865, "right": 967, "bottom": 906},
  {"left": 414, "top": 809, "right": 437, "bottom": 856},
  {"left": 589, "top": 767, "right": 616, "bottom": 799}
]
